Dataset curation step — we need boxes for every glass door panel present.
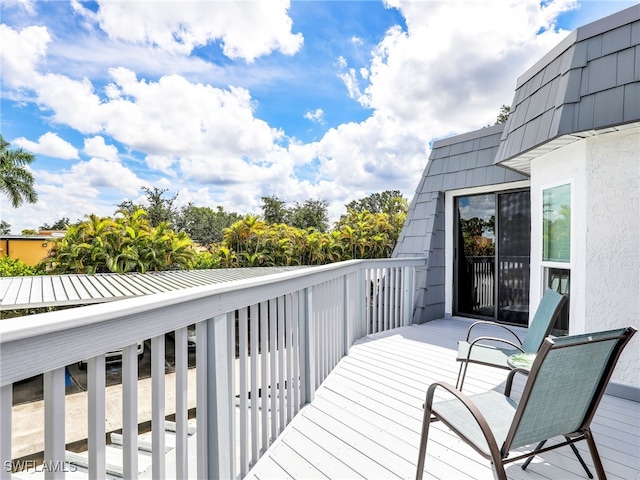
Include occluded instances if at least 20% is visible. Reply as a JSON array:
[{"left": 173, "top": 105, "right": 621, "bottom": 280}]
[
  {"left": 497, "top": 191, "right": 531, "bottom": 325},
  {"left": 455, "top": 194, "right": 496, "bottom": 319}
]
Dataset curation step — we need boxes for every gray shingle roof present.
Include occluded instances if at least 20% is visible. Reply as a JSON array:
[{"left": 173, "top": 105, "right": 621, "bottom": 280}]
[
  {"left": 496, "top": 4, "right": 640, "bottom": 173},
  {"left": 0, "top": 267, "right": 306, "bottom": 310},
  {"left": 394, "top": 125, "right": 527, "bottom": 322}
]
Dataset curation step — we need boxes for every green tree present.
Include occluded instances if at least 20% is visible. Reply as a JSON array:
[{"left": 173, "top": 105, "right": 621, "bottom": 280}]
[
  {"left": 261, "top": 195, "right": 291, "bottom": 225},
  {"left": 175, "top": 204, "right": 241, "bottom": 246},
  {"left": 0, "top": 256, "right": 35, "bottom": 276},
  {"left": 0, "top": 135, "right": 38, "bottom": 208},
  {"left": 344, "top": 190, "right": 407, "bottom": 216},
  {"left": 40, "top": 217, "right": 71, "bottom": 230},
  {"left": 47, "top": 209, "right": 195, "bottom": 274},
  {"left": 0, "top": 220, "right": 10, "bottom": 235},
  {"left": 290, "top": 199, "right": 329, "bottom": 232},
  {"left": 116, "top": 186, "right": 178, "bottom": 228},
  {"left": 495, "top": 104, "right": 511, "bottom": 125}
]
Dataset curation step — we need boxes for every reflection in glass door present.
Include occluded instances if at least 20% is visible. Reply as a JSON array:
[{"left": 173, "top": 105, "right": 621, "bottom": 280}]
[
  {"left": 455, "top": 190, "right": 531, "bottom": 325},
  {"left": 455, "top": 194, "right": 496, "bottom": 318}
]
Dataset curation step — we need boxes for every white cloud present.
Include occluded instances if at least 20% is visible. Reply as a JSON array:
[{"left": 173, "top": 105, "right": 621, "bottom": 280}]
[
  {"left": 70, "top": 158, "right": 143, "bottom": 194},
  {"left": 304, "top": 108, "right": 325, "bottom": 124},
  {"left": 73, "top": 0, "right": 303, "bottom": 62},
  {"left": 321, "top": 0, "right": 580, "bottom": 211},
  {"left": 83, "top": 136, "right": 119, "bottom": 162},
  {"left": 145, "top": 154, "right": 178, "bottom": 173},
  {"left": 12, "top": 132, "right": 79, "bottom": 160},
  {"left": 1, "top": 0, "right": 594, "bottom": 235},
  {"left": 0, "top": 24, "right": 50, "bottom": 88}
]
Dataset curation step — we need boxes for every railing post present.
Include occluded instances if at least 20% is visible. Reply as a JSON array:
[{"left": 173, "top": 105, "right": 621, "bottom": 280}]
[
  {"left": 175, "top": 327, "right": 188, "bottom": 480},
  {"left": 151, "top": 335, "right": 166, "bottom": 479},
  {"left": 403, "top": 265, "right": 416, "bottom": 326},
  {"left": 196, "top": 321, "right": 209, "bottom": 480},
  {"left": 357, "top": 268, "right": 367, "bottom": 339},
  {"left": 302, "top": 287, "right": 316, "bottom": 403},
  {"left": 0, "top": 384, "right": 12, "bottom": 480},
  {"left": 43, "top": 367, "right": 65, "bottom": 480},
  {"left": 343, "top": 274, "right": 350, "bottom": 356},
  {"left": 207, "top": 313, "right": 235, "bottom": 480},
  {"left": 87, "top": 355, "right": 106, "bottom": 479},
  {"left": 121, "top": 344, "right": 139, "bottom": 480}
]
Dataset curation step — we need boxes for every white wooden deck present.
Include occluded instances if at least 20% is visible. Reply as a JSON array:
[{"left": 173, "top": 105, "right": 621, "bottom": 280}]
[{"left": 247, "top": 318, "right": 640, "bottom": 480}]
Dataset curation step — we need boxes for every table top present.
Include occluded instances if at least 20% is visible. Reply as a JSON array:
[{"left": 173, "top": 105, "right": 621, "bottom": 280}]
[{"left": 507, "top": 352, "right": 536, "bottom": 370}]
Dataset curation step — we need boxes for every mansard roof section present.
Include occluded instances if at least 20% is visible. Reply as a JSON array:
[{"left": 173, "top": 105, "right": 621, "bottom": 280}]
[
  {"left": 394, "top": 123, "right": 526, "bottom": 260},
  {"left": 496, "top": 4, "right": 640, "bottom": 173}
]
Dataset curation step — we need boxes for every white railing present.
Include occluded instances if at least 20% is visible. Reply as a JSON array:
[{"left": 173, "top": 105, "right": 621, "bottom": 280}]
[{"left": 0, "top": 258, "right": 424, "bottom": 479}]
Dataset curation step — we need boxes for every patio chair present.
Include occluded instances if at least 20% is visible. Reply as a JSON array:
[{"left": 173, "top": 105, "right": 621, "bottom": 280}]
[
  {"left": 456, "top": 288, "right": 567, "bottom": 390},
  {"left": 416, "top": 326, "right": 637, "bottom": 480}
]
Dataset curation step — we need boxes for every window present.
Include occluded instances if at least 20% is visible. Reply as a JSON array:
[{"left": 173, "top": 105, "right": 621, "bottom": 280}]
[
  {"left": 542, "top": 183, "right": 571, "bottom": 335},
  {"left": 542, "top": 183, "right": 571, "bottom": 262}
]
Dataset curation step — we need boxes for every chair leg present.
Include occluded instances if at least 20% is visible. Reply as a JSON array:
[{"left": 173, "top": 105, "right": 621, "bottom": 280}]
[
  {"left": 522, "top": 437, "right": 593, "bottom": 479},
  {"left": 567, "top": 438, "right": 593, "bottom": 479},
  {"left": 584, "top": 429, "right": 607, "bottom": 480},
  {"left": 491, "top": 458, "right": 508, "bottom": 480},
  {"left": 456, "top": 361, "right": 469, "bottom": 391},
  {"left": 521, "top": 440, "right": 546, "bottom": 470},
  {"left": 415, "top": 404, "right": 433, "bottom": 480}
]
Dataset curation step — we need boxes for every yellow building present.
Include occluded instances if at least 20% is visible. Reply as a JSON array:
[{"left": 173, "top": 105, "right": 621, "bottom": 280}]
[{"left": 0, "top": 231, "right": 64, "bottom": 266}]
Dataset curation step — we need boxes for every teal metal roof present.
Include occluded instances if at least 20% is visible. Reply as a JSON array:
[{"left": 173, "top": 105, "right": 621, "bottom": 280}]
[{"left": 0, "top": 267, "right": 307, "bottom": 310}]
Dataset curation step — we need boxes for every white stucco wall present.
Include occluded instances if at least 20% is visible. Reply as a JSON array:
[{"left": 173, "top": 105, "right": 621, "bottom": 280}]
[{"left": 531, "top": 127, "right": 640, "bottom": 388}]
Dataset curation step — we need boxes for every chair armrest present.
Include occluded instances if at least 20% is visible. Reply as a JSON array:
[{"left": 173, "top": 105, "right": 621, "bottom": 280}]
[
  {"left": 423, "top": 382, "right": 504, "bottom": 462},
  {"left": 505, "top": 368, "right": 530, "bottom": 397},
  {"left": 464, "top": 336, "right": 525, "bottom": 362},
  {"left": 466, "top": 321, "right": 523, "bottom": 345}
]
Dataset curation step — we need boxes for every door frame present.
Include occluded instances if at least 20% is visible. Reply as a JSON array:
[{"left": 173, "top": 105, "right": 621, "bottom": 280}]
[{"left": 444, "top": 181, "right": 530, "bottom": 319}]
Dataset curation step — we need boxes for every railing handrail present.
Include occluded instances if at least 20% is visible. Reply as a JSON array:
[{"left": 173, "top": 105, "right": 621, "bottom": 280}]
[{"left": 0, "top": 258, "right": 426, "bottom": 386}]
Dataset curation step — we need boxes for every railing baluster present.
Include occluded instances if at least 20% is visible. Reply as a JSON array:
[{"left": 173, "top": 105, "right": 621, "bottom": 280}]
[
  {"left": 291, "top": 291, "right": 301, "bottom": 416},
  {"left": 0, "top": 384, "right": 12, "bottom": 480},
  {"left": 174, "top": 328, "right": 188, "bottom": 479},
  {"left": 285, "top": 294, "right": 294, "bottom": 424},
  {"left": 250, "top": 304, "right": 259, "bottom": 465},
  {"left": 195, "top": 321, "right": 208, "bottom": 479},
  {"left": 238, "top": 307, "right": 249, "bottom": 476},
  {"left": 122, "top": 343, "right": 139, "bottom": 479},
  {"left": 260, "top": 301, "right": 269, "bottom": 453},
  {"left": 277, "top": 296, "right": 286, "bottom": 432},
  {"left": 207, "top": 314, "right": 234, "bottom": 480},
  {"left": 378, "top": 268, "right": 384, "bottom": 333},
  {"left": 227, "top": 312, "right": 236, "bottom": 480},
  {"left": 302, "top": 287, "right": 315, "bottom": 403},
  {"left": 268, "top": 299, "right": 278, "bottom": 440},
  {"left": 403, "top": 265, "right": 415, "bottom": 326},
  {"left": 88, "top": 355, "right": 106, "bottom": 479},
  {"left": 43, "top": 367, "right": 65, "bottom": 480},
  {"left": 151, "top": 334, "right": 166, "bottom": 479}
]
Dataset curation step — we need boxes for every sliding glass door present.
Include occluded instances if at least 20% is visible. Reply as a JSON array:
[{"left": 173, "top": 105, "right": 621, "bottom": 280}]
[{"left": 454, "top": 190, "right": 530, "bottom": 325}]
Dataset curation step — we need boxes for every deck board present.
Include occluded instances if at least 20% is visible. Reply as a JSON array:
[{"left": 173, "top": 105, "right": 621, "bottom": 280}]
[{"left": 248, "top": 318, "right": 640, "bottom": 480}]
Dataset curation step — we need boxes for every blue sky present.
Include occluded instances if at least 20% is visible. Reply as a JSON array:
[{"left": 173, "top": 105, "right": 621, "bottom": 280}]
[{"left": 1, "top": 0, "right": 636, "bottom": 234}]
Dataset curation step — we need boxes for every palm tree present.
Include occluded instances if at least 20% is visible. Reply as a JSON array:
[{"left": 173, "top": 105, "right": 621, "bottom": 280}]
[{"left": 0, "top": 135, "right": 38, "bottom": 208}]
